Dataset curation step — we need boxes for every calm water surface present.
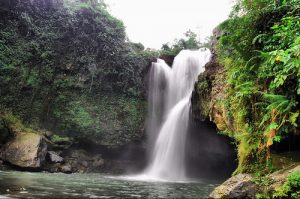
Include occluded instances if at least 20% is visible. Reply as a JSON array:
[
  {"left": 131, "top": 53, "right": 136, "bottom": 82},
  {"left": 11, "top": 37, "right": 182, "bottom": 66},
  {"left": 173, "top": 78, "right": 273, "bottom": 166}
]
[{"left": 0, "top": 171, "right": 220, "bottom": 198}]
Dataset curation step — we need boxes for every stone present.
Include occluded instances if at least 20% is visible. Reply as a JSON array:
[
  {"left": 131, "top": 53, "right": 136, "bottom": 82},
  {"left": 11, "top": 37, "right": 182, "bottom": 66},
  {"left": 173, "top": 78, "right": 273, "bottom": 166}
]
[
  {"left": 81, "top": 160, "right": 88, "bottom": 168},
  {"left": 48, "top": 151, "right": 64, "bottom": 163},
  {"left": 209, "top": 164, "right": 300, "bottom": 199},
  {"left": 46, "top": 163, "right": 61, "bottom": 173},
  {"left": 60, "top": 164, "right": 72, "bottom": 173},
  {"left": 92, "top": 159, "right": 104, "bottom": 168},
  {"left": 209, "top": 174, "right": 258, "bottom": 199},
  {"left": 1, "top": 133, "right": 47, "bottom": 168}
]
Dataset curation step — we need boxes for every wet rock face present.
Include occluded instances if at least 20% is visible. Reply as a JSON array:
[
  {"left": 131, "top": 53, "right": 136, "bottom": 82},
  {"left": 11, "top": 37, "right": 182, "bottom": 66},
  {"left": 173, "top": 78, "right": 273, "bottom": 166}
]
[
  {"left": 1, "top": 133, "right": 47, "bottom": 168},
  {"left": 209, "top": 174, "right": 259, "bottom": 199},
  {"left": 45, "top": 149, "right": 105, "bottom": 174},
  {"left": 191, "top": 29, "right": 227, "bottom": 122},
  {"left": 60, "top": 164, "right": 72, "bottom": 174},
  {"left": 61, "top": 149, "right": 105, "bottom": 173}
]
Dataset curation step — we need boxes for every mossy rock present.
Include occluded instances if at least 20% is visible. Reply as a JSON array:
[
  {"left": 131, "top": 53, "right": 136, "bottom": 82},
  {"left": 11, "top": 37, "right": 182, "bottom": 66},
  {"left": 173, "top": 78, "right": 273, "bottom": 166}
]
[
  {"left": 209, "top": 164, "right": 300, "bottom": 199},
  {"left": 209, "top": 174, "right": 258, "bottom": 199},
  {"left": 1, "top": 132, "right": 47, "bottom": 168}
]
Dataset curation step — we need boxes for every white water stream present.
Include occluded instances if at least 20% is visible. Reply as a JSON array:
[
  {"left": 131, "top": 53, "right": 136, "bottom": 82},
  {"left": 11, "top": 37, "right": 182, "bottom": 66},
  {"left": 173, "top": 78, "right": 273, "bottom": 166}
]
[{"left": 141, "top": 49, "right": 211, "bottom": 181}]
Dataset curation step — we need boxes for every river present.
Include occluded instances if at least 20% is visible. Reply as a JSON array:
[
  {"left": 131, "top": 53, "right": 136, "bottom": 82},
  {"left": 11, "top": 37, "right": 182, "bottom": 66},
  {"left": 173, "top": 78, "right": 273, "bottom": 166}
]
[{"left": 0, "top": 171, "right": 221, "bottom": 198}]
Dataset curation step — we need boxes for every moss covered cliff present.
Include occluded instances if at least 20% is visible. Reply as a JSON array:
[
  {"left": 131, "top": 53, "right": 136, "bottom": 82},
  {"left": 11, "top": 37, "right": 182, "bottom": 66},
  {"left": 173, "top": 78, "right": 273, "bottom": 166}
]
[
  {"left": 193, "top": 0, "right": 300, "bottom": 176},
  {"left": 192, "top": 1, "right": 300, "bottom": 197},
  {"left": 0, "top": 0, "right": 157, "bottom": 146}
]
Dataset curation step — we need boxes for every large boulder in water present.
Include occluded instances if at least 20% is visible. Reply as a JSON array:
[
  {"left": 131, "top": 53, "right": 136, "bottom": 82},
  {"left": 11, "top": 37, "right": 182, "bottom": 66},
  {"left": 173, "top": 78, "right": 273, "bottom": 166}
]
[
  {"left": 209, "top": 174, "right": 259, "bottom": 199},
  {"left": 1, "top": 133, "right": 47, "bottom": 168}
]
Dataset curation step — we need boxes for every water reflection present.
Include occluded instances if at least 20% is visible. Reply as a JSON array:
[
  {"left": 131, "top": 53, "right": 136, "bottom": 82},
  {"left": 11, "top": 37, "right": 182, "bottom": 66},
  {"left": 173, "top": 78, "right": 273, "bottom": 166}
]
[{"left": 0, "top": 171, "right": 218, "bottom": 198}]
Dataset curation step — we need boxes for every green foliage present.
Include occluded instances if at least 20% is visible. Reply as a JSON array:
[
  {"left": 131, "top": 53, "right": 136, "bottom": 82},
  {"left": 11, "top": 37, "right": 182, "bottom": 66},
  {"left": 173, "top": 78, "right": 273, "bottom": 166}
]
[
  {"left": 0, "top": 112, "right": 35, "bottom": 134},
  {"left": 50, "top": 94, "right": 145, "bottom": 144},
  {"left": 0, "top": 0, "right": 152, "bottom": 145},
  {"left": 215, "top": 0, "right": 300, "bottom": 173},
  {"left": 256, "top": 193, "right": 270, "bottom": 199},
  {"left": 59, "top": 99, "right": 98, "bottom": 135},
  {"left": 253, "top": 172, "right": 272, "bottom": 189},
  {"left": 50, "top": 134, "right": 71, "bottom": 144},
  {"left": 259, "top": 16, "right": 300, "bottom": 91},
  {"left": 160, "top": 30, "right": 203, "bottom": 56},
  {"left": 193, "top": 74, "right": 211, "bottom": 119},
  {"left": 0, "top": 112, "right": 44, "bottom": 145},
  {"left": 273, "top": 171, "right": 300, "bottom": 198}
]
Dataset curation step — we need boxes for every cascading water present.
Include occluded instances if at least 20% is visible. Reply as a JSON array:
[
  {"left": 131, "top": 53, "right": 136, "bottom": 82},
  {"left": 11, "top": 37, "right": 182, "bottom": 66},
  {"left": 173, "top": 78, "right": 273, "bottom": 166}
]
[{"left": 142, "top": 48, "right": 211, "bottom": 181}]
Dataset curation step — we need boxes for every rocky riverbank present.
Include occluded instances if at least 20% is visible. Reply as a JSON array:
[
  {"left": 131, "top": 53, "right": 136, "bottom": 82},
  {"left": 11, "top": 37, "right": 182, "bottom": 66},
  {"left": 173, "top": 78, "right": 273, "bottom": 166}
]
[
  {"left": 0, "top": 112, "right": 146, "bottom": 174},
  {"left": 209, "top": 164, "right": 300, "bottom": 199}
]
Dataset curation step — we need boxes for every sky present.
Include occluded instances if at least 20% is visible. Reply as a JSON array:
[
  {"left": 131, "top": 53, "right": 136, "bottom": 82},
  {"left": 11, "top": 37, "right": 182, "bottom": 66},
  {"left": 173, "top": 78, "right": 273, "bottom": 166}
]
[{"left": 105, "top": 0, "right": 234, "bottom": 49}]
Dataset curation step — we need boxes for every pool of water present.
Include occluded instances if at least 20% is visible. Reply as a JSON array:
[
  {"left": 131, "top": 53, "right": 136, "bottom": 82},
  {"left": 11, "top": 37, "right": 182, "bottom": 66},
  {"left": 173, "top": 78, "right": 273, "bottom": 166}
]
[{"left": 0, "top": 171, "right": 220, "bottom": 198}]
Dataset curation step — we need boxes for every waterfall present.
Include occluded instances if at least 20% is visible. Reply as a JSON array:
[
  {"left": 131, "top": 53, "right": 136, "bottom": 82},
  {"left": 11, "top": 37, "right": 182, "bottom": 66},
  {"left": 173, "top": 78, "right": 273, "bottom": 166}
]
[{"left": 143, "top": 48, "right": 211, "bottom": 181}]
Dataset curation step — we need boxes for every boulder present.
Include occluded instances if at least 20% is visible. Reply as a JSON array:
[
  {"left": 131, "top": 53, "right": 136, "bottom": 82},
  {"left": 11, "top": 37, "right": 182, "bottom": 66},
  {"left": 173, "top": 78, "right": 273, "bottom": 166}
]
[
  {"left": 92, "top": 159, "right": 104, "bottom": 168},
  {"left": 80, "top": 160, "right": 88, "bottom": 168},
  {"left": 46, "top": 163, "right": 61, "bottom": 173},
  {"left": 58, "top": 148, "right": 109, "bottom": 173},
  {"left": 1, "top": 133, "right": 47, "bottom": 168},
  {"left": 209, "top": 174, "right": 259, "bottom": 199},
  {"left": 47, "top": 151, "right": 64, "bottom": 163},
  {"left": 209, "top": 164, "right": 300, "bottom": 199},
  {"left": 60, "top": 164, "right": 72, "bottom": 173}
]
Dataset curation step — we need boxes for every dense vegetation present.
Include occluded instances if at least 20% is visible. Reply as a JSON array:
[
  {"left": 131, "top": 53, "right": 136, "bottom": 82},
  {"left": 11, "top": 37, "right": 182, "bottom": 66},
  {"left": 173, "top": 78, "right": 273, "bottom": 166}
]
[
  {"left": 213, "top": 0, "right": 300, "bottom": 173},
  {"left": 160, "top": 30, "right": 204, "bottom": 57},
  {"left": 0, "top": 0, "right": 157, "bottom": 145},
  {"left": 0, "top": 0, "right": 209, "bottom": 147},
  {"left": 271, "top": 171, "right": 300, "bottom": 198},
  {"left": 1, "top": 0, "right": 298, "bottom": 180}
]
